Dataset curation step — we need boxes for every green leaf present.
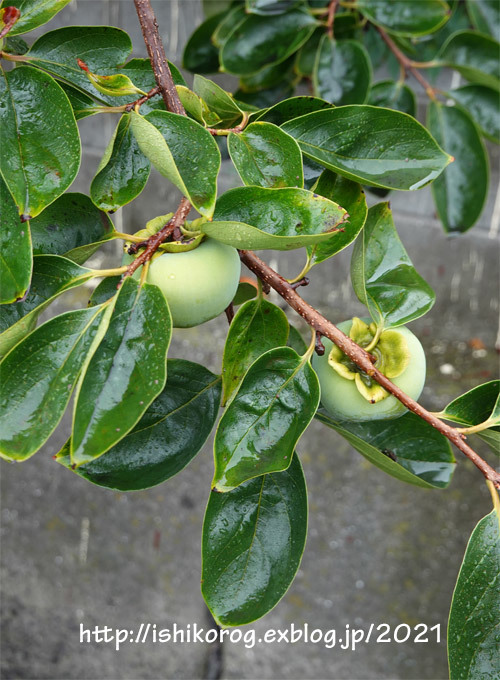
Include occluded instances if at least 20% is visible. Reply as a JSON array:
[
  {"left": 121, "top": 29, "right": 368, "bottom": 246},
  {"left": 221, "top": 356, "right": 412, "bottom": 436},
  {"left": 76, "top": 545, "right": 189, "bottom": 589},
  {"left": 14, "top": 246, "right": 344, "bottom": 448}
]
[
  {"left": 26, "top": 26, "right": 133, "bottom": 102},
  {"left": 356, "top": 0, "right": 451, "bottom": 37},
  {"left": 0, "top": 303, "right": 111, "bottom": 461},
  {"left": 428, "top": 101, "right": 489, "bottom": 233},
  {"left": 315, "top": 408, "right": 455, "bottom": 489},
  {"left": 90, "top": 114, "right": 150, "bottom": 212},
  {"left": 58, "top": 82, "right": 101, "bottom": 120},
  {"left": 0, "top": 175, "right": 31, "bottom": 304},
  {"left": 282, "top": 106, "right": 452, "bottom": 190},
  {"left": 0, "top": 0, "right": 71, "bottom": 36},
  {"left": 222, "top": 296, "right": 289, "bottom": 404},
  {"left": 448, "top": 509, "right": 500, "bottom": 679},
  {"left": 117, "top": 59, "right": 186, "bottom": 111},
  {"left": 202, "top": 451, "right": 307, "bottom": 626},
  {"left": 287, "top": 324, "right": 307, "bottom": 354},
  {"left": 239, "top": 57, "right": 295, "bottom": 93},
  {"left": 228, "top": 122, "right": 303, "bottom": 188},
  {"left": 3, "top": 35, "right": 28, "bottom": 55},
  {"left": 0, "top": 65, "right": 80, "bottom": 219},
  {"left": 232, "top": 280, "right": 258, "bottom": 306},
  {"left": 255, "top": 94, "right": 333, "bottom": 126},
  {"left": 350, "top": 202, "right": 435, "bottom": 328},
  {"left": 131, "top": 111, "right": 220, "bottom": 219},
  {"left": 203, "top": 0, "right": 234, "bottom": 19},
  {"left": 246, "top": 0, "right": 299, "bottom": 14},
  {"left": 307, "top": 170, "right": 367, "bottom": 266},
  {"left": 314, "top": 36, "right": 372, "bottom": 106},
  {"left": 88, "top": 276, "right": 121, "bottom": 308},
  {"left": 204, "top": 186, "right": 348, "bottom": 250},
  {"left": 212, "top": 5, "right": 247, "bottom": 48},
  {"left": 30, "top": 193, "right": 115, "bottom": 264},
  {"left": 220, "top": 8, "right": 317, "bottom": 75},
  {"left": 79, "top": 65, "right": 145, "bottom": 99},
  {"left": 295, "top": 27, "right": 323, "bottom": 78},
  {"left": 448, "top": 85, "right": 500, "bottom": 144},
  {"left": 368, "top": 80, "right": 416, "bottom": 116},
  {"left": 0, "top": 255, "right": 95, "bottom": 358},
  {"left": 182, "top": 12, "right": 224, "bottom": 73},
  {"left": 57, "top": 360, "right": 221, "bottom": 491},
  {"left": 437, "top": 381, "right": 500, "bottom": 455},
  {"left": 466, "top": 0, "right": 500, "bottom": 40},
  {"left": 213, "top": 346, "right": 320, "bottom": 492},
  {"left": 71, "top": 277, "right": 172, "bottom": 466},
  {"left": 176, "top": 86, "right": 221, "bottom": 126},
  {"left": 193, "top": 74, "right": 244, "bottom": 128},
  {"left": 436, "top": 30, "right": 500, "bottom": 91}
]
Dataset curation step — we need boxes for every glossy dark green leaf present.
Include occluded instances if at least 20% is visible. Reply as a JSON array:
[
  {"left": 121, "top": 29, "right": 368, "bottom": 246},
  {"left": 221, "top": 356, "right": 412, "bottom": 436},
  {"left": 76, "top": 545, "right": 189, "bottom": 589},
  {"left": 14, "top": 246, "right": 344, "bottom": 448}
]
[
  {"left": 26, "top": 26, "right": 133, "bottom": 102},
  {"left": 448, "top": 85, "right": 500, "bottom": 144},
  {"left": 295, "top": 27, "right": 323, "bottom": 78},
  {"left": 202, "top": 451, "right": 307, "bottom": 626},
  {"left": 282, "top": 106, "right": 452, "bottom": 190},
  {"left": 302, "top": 155, "right": 324, "bottom": 190},
  {"left": 0, "top": 175, "right": 31, "bottom": 304},
  {"left": 116, "top": 59, "right": 186, "bottom": 111},
  {"left": 448, "top": 509, "right": 500, "bottom": 679},
  {"left": 0, "top": 255, "right": 94, "bottom": 358},
  {"left": 90, "top": 114, "right": 150, "bottom": 212},
  {"left": 228, "top": 122, "right": 303, "bottom": 188},
  {"left": 466, "top": 0, "right": 500, "bottom": 40},
  {"left": 287, "top": 324, "right": 307, "bottom": 354},
  {"left": 350, "top": 202, "right": 435, "bottom": 328},
  {"left": 182, "top": 11, "right": 223, "bottom": 73},
  {"left": 239, "top": 57, "right": 295, "bottom": 93},
  {"left": 57, "top": 360, "right": 221, "bottom": 490},
  {"left": 232, "top": 280, "right": 258, "bottom": 306},
  {"left": 71, "top": 277, "right": 172, "bottom": 466},
  {"left": 0, "top": 66, "right": 80, "bottom": 219},
  {"left": 0, "top": 303, "right": 111, "bottom": 461},
  {"left": 213, "top": 346, "right": 319, "bottom": 491},
  {"left": 222, "top": 295, "right": 289, "bottom": 404},
  {"left": 428, "top": 101, "right": 489, "bottom": 233},
  {"left": 368, "top": 80, "right": 416, "bottom": 116},
  {"left": 314, "top": 36, "right": 371, "bottom": 106},
  {"left": 3, "top": 36, "right": 29, "bottom": 55},
  {"left": 233, "top": 82, "right": 294, "bottom": 110},
  {"left": 255, "top": 95, "right": 333, "bottom": 125},
  {"left": 88, "top": 275, "right": 121, "bottom": 307},
  {"left": 436, "top": 381, "right": 500, "bottom": 455},
  {"left": 59, "top": 82, "right": 101, "bottom": 120},
  {"left": 356, "top": 0, "right": 451, "bottom": 37},
  {"left": 220, "top": 9, "right": 317, "bottom": 75},
  {"left": 30, "top": 192, "right": 115, "bottom": 263},
  {"left": 0, "top": 0, "right": 71, "bottom": 36},
  {"left": 204, "top": 186, "right": 347, "bottom": 250},
  {"left": 246, "top": 0, "right": 299, "bottom": 14},
  {"left": 212, "top": 5, "right": 247, "bottom": 47},
  {"left": 131, "top": 111, "right": 220, "bottom": 219},
  {"left": 307, "top": 170, "right": 367, "bottom": 266},
  {"left": 436, "top": 30, "right": 500, "bottom": 91},
  {"left": 193, "top": 75, "right": 244, "bottom": 127},
  {"left": 316, "top": 408, "right": 455, "bottom": 489}
]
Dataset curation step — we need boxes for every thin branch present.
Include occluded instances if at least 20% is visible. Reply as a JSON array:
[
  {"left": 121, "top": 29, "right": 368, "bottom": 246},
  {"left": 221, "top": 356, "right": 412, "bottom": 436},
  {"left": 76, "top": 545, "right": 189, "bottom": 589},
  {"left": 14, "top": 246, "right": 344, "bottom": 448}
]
[
  {"left": 133, "top": 0, "right": 185, "bottom": 115},
  {"left": 125, "top": 85, "right": 161, "bottom": 112},
  {"left": 327, "top": 0, "right": 339, "bottom": 40},
  {"left": 239, "top": 249, "right": 500, "bottom": 489},
  {"left": 376, "top": 26, "right": 437, "bottom": 100},
  {"left": 123, "top": 198, "right": 191, "bottom": 280}
]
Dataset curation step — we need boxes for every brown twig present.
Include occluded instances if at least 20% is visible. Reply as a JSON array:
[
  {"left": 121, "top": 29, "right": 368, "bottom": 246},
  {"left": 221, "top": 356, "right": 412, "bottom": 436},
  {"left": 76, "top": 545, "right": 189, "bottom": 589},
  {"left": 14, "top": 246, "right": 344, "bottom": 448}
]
[
  {"left": 239, "top": 249, "right": 500, "bottom": 488},
  {"left": 134, "top": 0, "right": 500, "bottom": 489},
  {"left": 123, "top": 198, "right": 191, "bottom": 280},
  {"left": 133, "top": 0, "right": 185, "bottom": 115},
  {"left": 225, "top": 303, "right": 235, "bottom": 324},
  {"left": 315, "top": 332, "right": 326, "bottom": 356},
  {"left": 376, "top": 26, "right": 437, "bottom": 100},
  {"left": 125, "top": 85, "right": 161, "bottom": 112},
  {"left": 327, "top": 0, "right": 339, "bottom": 40}
]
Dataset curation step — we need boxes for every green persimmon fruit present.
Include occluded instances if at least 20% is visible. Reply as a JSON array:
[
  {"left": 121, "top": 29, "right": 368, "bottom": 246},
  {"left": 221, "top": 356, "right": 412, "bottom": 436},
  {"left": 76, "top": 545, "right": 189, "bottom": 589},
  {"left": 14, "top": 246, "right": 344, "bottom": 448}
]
[
  {"left": 312, "top": 318, "right": 426, "bottom": 421},
  {"left": 125, "top": 238, "right": 241, "bottom": 328}
]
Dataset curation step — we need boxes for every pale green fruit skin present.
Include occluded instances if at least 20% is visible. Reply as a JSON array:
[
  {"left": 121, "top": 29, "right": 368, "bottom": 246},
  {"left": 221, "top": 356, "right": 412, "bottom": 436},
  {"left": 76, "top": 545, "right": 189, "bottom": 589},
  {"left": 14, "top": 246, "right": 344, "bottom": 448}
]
[
  {"left": 312, "top": 319, "right": 426, "bottom": 421},
  {"left": 125, "top": 238, "right": 241, "bottom": 328}
]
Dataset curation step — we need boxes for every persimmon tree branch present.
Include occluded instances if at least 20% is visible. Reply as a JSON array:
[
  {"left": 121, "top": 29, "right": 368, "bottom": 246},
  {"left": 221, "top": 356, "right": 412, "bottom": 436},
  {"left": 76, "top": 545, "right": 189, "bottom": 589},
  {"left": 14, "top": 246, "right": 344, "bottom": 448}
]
[
  {"left": 239, "top": 250, "right": 500, "bottom": 488},
  {"left": 133, "top": 0, "right": 185, "bottom": 115},
  {"left": 134, "top": 0, "right": 499, "bottom": 489},
  {"left": 376, "top": 26, "right": 438, "bottom": 100}
]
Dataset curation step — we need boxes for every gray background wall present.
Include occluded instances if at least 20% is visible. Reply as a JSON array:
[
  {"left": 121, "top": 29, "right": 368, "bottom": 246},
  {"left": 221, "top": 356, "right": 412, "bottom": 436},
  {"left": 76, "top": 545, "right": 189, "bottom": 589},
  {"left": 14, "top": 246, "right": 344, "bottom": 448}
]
[{"left": 1, "top": 2, "right": 499, "bottom": 679}]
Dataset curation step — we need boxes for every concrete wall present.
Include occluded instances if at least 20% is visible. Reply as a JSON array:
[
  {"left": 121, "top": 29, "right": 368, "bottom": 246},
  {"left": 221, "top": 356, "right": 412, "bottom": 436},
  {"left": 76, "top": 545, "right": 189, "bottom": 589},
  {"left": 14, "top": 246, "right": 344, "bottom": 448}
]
[{"left": 1, "top": 2, "right": 499, "bottom": 679}]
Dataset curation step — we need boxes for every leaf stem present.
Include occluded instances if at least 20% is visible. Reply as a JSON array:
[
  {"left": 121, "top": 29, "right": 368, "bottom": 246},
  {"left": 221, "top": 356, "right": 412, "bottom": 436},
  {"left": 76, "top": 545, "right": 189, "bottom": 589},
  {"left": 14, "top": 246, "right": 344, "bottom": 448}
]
[
  {"left": 91, "top": 265, "right": 129, "bottom": 278},
  {"left": 113, "top": 231, "right": 150, "bottom": 243},
  {"left": 456, "top": 419, "right": 498, "bottom": 435},
  {"left": 376, "top": 26, "right": 438, "bottom": 100},
  {"left": 239, "top": 249, "right": 500, "bottom": 489},
  {"left": 288, "top": 253, "right": 313, "bottom": 284},
  {"left": 207, "top": 111, "right": 249, "bottom": 136}
]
